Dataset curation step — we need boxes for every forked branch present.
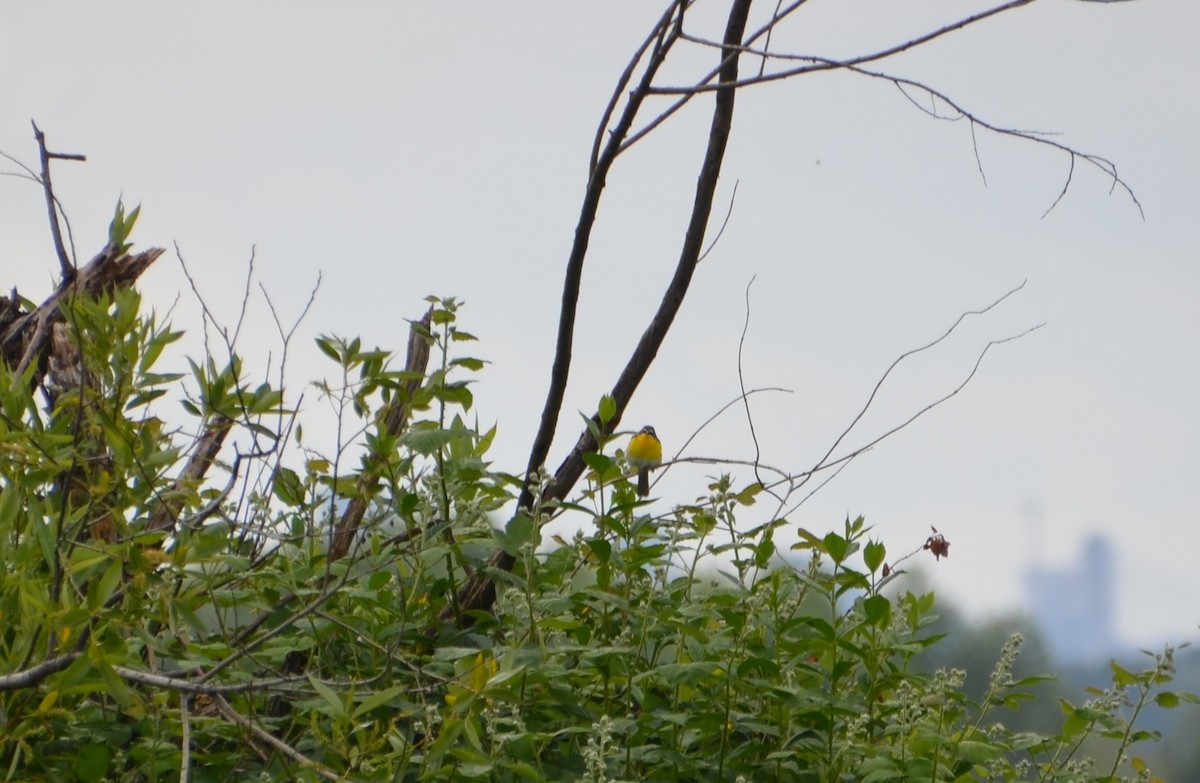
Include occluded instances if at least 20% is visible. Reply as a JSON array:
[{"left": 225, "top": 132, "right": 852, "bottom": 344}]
[{"left": 446, "top": 0, "right": 754, "bottom": 624}]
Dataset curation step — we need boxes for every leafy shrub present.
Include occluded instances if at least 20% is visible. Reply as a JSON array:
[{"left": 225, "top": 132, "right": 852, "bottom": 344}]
[{"left": 0, "top": 287, "right": 1189, "bottom": 782}]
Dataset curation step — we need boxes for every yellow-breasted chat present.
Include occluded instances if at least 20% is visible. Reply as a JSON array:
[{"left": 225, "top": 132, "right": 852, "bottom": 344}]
[{"left": 627, "top": 425, "right": 662, "bottom": 497}]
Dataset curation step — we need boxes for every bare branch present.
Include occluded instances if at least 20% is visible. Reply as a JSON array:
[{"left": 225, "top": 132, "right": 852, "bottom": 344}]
[
  {"left": 646, "top": 2, "right": 1140, "bottom": 217},
  {"left": 31, "top": 121, "right": 84, "bottom": 282},
  {"left": 111, "top": 665, "right": 305, "bottom": 695},
  {"left": 624, "top": 0, "right": 1034, "bottom": 152},
  {"left": 0, "top": 652, "right": 81, "bottom": 691},
  {"left": 445, "top": 0, "right": 755, "bottom": 625},
  {"left": 810, "top": 281, "right": 1029, "bottom": 478},
  {"left": 589, "top": 1, "right": 684, "bottom": 175},
  {"left": 2, "top": 243, "right": 163, "bottom": 387},
  {"left": 871, "top": 67, "right": 1141, "bottom": 217},
  {"left": 524, "top": 0, "right": 685, "bottom": 515},
  {"left": 653, "top": 0, "right": 1036, "bottom": 97}
]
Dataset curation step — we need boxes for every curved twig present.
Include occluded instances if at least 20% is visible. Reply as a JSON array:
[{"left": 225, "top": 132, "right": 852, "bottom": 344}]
[{"left": 781, "top": 320, "right": 1045, "bottom": 519}]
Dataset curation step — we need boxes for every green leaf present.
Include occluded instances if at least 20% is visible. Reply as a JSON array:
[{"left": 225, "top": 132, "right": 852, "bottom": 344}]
[
  {"left": 864, "top": 538, "right": 886, "bottom": 573},
  {"left": 500, "top": 514, "right": 536, "bottom": 555},
  {"left": 107, "top": 199, "right": 140, "bottom": 249},
  {"left": 638, "top": 661, "right": 721, "bottom": 686},
  {"left": 598, "top": 394, "right": 616, "bottom": 424},
  {"left": 735, "top": 482, "right": 763, "bottom": 505},
  {"left": 499, "top": 761, "right": 542, "bottom": 781},
  {"left": 352, "top": 685, "right": 411, "bottom": 718},
  {"left": 0, "top": 485, "right": 20, "bottom": 529},
  {"left": 402, "top": 426, "right": 456, "bottom": 455},
  {"left": 273, "top": 467, "right": 305, "bottom": 506},
  {"left": 315, "top": 336, "right": 342, "bottom": 362},
  {"left": 582, "top": 451, "right": 612, "bottom": 472},
  {"left": 88, "top": 559, "right": 123, "bottom": 611},
  {"left": 1110, "top": 660, "right": 1137, "bottom": 687},
  {"left": 586, "top": 537, "right": 611, "bottom": 563},
  {"left": 71, "top": 743, "right": 112, "bottom": 783},
  {"left": 308, "top": 674, "right": 347, "bottom": 719},
  {"left": 485, "top": 665, "right": 528, "bottom": 693},
  {"left": 863, "top": 594, "right": 891, "bottom": 627},
  {"left": 95, "top": 661, "right": 132, "bottom": 709},
  {"left": 1155, "top": 691, "right": 1180, "bottom": 708},
  {"left": 33, "top": 513, "right": 56, "bottom": 569},
  {"left": 956, "top": 739, "right": 1001, "bottom": 763},
  {"left": 823, "top": 531, "right": 849, "bottom": 563},
  {"left": 791, "top": 527, "right": 823, "bottom": 551},
  {"left": 1061, "top": 707, "right": 1092, "bottom": 739}
]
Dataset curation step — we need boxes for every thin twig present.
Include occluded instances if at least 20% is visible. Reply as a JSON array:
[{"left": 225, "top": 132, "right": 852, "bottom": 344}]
[
  {"left": 812, "top": 281, "right": 1029, "bottom": 478},
  {"left": 736, "top": 276, "right": 774, "bottom": 501},
  {"left": 697, "top": 180, "right": 739, "bottom": 264},
  {"left": 783, "top": 320, "right": 1045, "bottom": 519}
]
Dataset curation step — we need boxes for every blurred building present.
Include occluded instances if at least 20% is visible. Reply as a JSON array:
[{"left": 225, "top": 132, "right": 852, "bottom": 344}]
[{"left": 1025, "top": 533, "right": 1115, "bottom": 663}]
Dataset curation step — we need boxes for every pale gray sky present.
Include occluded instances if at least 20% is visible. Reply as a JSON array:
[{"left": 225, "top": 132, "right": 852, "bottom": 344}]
[{"left": 3, "top": 2, "right": 1197, "bottom": 646}]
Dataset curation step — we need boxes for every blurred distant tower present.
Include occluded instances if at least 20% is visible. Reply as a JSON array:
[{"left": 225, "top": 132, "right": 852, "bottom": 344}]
[{"left": 1025, "top": 532, "right": 1115, "bottom": 662}]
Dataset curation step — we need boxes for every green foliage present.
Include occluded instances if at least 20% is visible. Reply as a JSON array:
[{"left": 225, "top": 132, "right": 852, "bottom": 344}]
[
  {"left": 0, "top": 289, "right": 1191, "bottom": 782},
  {"left": 107, "top": 198, "right": 140, "bottom": 253}
]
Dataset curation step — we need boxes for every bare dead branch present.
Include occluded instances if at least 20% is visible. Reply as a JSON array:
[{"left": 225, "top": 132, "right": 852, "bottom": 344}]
[
  {"left": 589, "top": 1, "right": 684, "bottom": 175},
  {"left": 31, "top": 121, "right": 84, "bottom": 282},
  {"left": 647, "top": 2, "right": 1139, "bottom": 217},
  {"left": 523, "top": 0, "right": 686, "bottom": 514},
  {"left": 445, "top": 0, "right": 755, "bottom": 626},
  {"left": 656, "top": 0, "right": 1036, "bottom": 97},
  {"left": 2, "top": 243, "right": 163, "bottom": 388},
  {"left": 757, "top": 0, "right": 792, "bottom": 79},
  {"left": 875, "top": 67, "right": 1141, "bottom": 217},
  {"left": 677, "top": 387, "right": 793, "bottom": 464},
  {"left": 620, "top": 0, "right": 810, "bottom": 151}
]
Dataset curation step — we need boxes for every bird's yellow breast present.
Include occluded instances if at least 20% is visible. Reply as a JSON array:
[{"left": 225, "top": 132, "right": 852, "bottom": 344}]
[{"left": 628, "top": 429, "right": 662, "bottom": 467}]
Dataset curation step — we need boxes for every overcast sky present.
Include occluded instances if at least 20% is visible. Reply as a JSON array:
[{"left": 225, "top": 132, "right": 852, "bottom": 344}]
[{"left": 3, "top": 1, "right": 1197, "bottom": 648}]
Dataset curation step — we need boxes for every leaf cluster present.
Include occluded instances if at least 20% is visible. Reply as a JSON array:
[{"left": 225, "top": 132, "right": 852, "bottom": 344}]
[{"left": 0, "top": 290, "right": 1190, "bottom": 783}]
